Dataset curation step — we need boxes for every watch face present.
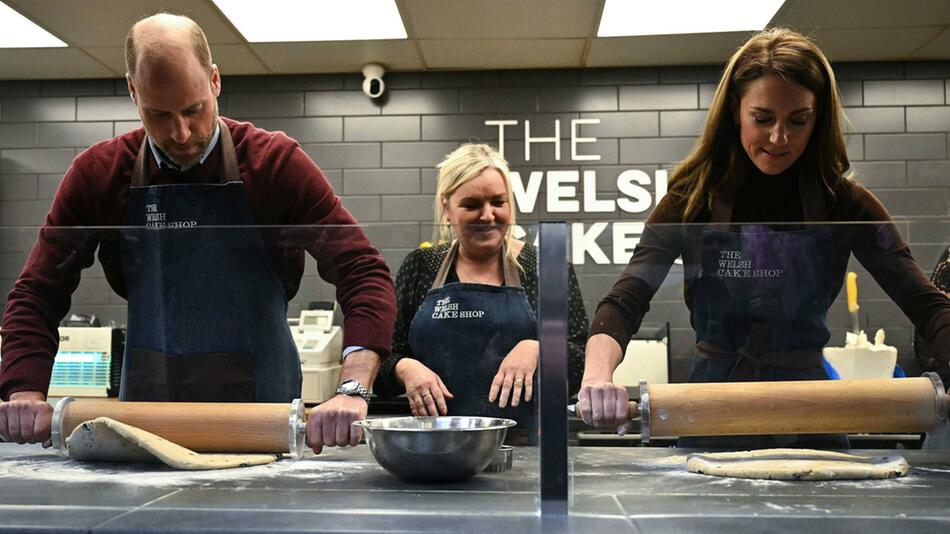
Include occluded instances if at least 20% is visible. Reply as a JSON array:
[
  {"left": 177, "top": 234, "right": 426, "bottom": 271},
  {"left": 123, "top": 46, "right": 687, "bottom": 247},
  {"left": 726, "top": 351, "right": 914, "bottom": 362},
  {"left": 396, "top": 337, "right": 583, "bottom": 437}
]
[{"left": 339, "top": 379, "right": 357, "bottom": 394}]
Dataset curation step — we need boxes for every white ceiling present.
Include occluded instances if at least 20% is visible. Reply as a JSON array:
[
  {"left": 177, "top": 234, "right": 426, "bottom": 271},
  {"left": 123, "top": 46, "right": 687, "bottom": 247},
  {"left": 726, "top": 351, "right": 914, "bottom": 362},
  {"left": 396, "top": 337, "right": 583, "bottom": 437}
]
[{"left": 1, "top": 0, "right": 948, "bottom": 79}]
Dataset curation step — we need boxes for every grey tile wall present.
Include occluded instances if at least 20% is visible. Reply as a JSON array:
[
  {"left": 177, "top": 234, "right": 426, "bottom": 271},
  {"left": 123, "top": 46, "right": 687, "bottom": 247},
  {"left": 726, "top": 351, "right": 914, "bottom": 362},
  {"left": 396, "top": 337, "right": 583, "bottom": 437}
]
[
  {"left": 1, "top": 62, "right": 948, "bottom": 379},
  {"left": 619, "top": 84, "right": 697, "bottom": 110}
]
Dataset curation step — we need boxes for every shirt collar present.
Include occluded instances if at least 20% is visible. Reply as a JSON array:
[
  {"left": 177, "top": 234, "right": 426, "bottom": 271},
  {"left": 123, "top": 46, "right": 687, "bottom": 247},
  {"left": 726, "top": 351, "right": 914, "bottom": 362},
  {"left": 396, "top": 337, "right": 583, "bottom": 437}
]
[{"left": 147, "top": 122, "right": 220, "bottom": 172}]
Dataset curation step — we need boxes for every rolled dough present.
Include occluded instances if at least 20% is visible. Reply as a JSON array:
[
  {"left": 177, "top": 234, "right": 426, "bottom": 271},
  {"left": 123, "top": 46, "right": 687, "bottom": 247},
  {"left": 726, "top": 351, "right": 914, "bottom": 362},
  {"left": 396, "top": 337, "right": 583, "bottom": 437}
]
[
  {"left": 65, "top": 417, "right": 281, "bottom": 470},
  {"left": 686, "top": 448, "right": 909, "bottom": 481}
]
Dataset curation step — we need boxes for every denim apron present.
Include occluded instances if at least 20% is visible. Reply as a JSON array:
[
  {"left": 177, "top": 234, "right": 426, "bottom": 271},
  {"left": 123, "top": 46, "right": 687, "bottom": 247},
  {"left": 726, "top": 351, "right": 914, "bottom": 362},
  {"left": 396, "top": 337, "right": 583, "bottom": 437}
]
[
  {"left": 680, "top": 171, "right": 849, "bottom": 449},
  {"left": 118, "top": 120, "right": 301, "bottom": 402},
  {"left": 408, "top": 242, "right": 538, "bottom": 437}
]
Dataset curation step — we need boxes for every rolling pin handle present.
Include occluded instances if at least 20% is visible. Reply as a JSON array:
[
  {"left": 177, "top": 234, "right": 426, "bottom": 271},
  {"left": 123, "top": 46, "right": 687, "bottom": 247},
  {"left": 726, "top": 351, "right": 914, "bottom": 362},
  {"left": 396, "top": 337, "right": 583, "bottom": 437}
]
[
  {"left": 566, "top": 398, "right": 640, "bottom": 422},
  {"left": 627, "top": 401, "right": 640, "bottom": 419}
]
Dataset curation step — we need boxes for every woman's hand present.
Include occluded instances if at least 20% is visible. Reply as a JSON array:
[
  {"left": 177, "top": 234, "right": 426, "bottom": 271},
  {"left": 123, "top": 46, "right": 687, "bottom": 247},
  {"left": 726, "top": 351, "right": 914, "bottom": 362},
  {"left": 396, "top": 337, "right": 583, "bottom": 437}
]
[
  {"left": 576, "top": 334, "right": 631, "bottom": 434},
  {"left": 489, "top": 340, "right": 539, "bottom": 408},
  {"left": 395, "top": 358, "right": 453, "bottom": 416},
  {"left": 576, "top": 380, "right": 632, "bottom": 434}
]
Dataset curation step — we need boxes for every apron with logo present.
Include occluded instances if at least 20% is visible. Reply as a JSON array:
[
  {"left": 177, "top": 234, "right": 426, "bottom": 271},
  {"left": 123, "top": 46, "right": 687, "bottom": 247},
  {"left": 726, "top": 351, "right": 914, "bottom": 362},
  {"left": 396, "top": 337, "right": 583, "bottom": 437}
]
[
  {"left": 118, "top": 119, "right": 301, "bottom": 402},
  {"left": 680, "top": 171, "right": 849, "bottom": 449},
  {"left": 408, "top": 242, "right": 538, "bottom": 437}
]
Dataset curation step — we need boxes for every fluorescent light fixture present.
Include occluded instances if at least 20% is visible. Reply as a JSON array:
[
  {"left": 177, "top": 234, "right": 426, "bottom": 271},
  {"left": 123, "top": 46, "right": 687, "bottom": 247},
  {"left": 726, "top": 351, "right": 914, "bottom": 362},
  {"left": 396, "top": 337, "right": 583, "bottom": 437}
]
[
  {"left": 213, "top": 0, "right": 407, "bottom": 42},
  {"left": 598, "top": 0, "right": 785, "bottom": 37},
  {"left": 0, "top": 1, "right": 66, "bottom": 47}
]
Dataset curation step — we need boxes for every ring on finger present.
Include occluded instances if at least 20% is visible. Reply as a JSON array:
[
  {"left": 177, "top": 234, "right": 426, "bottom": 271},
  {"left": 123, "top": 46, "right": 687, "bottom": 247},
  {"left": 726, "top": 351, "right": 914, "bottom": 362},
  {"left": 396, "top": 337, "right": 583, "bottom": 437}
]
[{"left": 514, "top": 377, "right": 524, "bottom": 385}]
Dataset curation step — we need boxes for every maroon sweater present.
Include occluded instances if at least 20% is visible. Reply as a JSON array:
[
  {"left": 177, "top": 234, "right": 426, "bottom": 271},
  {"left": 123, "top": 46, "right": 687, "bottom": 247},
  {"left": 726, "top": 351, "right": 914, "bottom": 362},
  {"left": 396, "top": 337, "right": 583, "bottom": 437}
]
[
  {"left": 0, "top": 118, "right": 396, "bottom": 399},
  {"left": 590, "top": 170, "right": 950, "bottom": 365}
]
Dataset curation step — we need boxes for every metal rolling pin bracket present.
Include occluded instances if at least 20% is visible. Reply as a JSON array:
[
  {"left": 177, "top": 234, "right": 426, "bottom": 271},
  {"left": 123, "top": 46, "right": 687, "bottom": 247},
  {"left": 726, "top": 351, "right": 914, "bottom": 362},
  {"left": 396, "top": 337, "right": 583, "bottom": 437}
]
[
  {"left": 923, "top": 372, "right": 949, "bottom": 450},
  {"left": 50, "top": 396, "right": 74, "bottom": 456},
  {"left": 289, "top": 398, "right": 308, "bottom": 459},
  {"left": 639, "top": 379, "right": 651, "bottom": 444}
]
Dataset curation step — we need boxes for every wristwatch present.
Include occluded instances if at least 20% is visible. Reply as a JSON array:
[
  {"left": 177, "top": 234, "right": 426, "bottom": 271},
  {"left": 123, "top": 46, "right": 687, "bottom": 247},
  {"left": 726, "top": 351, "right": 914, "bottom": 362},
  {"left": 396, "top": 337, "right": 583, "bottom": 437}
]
[{"left": 336, "top": 378, "right": 372, "bottom": 402}]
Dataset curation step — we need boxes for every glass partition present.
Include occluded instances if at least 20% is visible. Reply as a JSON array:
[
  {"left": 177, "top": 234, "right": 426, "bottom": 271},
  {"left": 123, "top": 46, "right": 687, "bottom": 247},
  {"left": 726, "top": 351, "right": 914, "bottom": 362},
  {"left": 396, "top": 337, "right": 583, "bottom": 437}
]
[
  {"left": 0, "top": 222, "right": 542, "bottom": 526},
  {"left": 553, "top": 216, "right": 950, "bottom": 528},
  {"left": 1, "top": 217, "right": 948, "bottom": 529}
]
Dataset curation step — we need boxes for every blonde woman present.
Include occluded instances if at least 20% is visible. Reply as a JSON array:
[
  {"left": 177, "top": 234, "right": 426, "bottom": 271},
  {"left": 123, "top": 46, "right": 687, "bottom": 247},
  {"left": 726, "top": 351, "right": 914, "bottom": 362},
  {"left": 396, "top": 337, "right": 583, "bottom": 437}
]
[
  {"left": 374, "top": 144, "right": 587, "bottom": 439},
  {"left": 578, "top": 28, "right": 950, "bottom": 449}
]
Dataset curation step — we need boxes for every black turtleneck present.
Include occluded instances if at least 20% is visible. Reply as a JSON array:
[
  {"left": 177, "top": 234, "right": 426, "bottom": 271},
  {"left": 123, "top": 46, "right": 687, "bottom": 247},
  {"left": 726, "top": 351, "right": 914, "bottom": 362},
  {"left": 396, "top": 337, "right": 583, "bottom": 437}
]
[{"left": 732, "top": 166, "right": 804, "bottom": 223}]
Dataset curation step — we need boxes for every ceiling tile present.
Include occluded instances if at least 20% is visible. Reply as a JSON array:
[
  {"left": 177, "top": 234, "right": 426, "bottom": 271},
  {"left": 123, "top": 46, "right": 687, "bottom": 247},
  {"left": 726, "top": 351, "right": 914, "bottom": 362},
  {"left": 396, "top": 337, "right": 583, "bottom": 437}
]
[
  {"left": 912, "top": 27, "right": 950, "bottom": 60},
  {"left": 251, "top": 41, "right": 424, "bottom": 73},
  {"left": 403, "top": 0, "right": 598, "bottom": 39},
  {"left": 420, "top": 39, "right": 586, "bottom": 69},
  {"left": 0, "top": 48, "right": 115, "bottom": 79},
  {"left": 82, "top": 47, "right": 126, "bottom": 75},
  {"left": 79, "top": 44, "right": 267, "bottom": 77},
  {"left": 812, "top": 27, "right": 945, "bottom": 62},
  {"left": 587, "top": 33, "right": 751, "bottom": 68},
  {"left": 775, "top": 0, "right": 950, "bottom": 29},
  {"left": 209, "top": 44, "right": 268, "bottom": 75}
]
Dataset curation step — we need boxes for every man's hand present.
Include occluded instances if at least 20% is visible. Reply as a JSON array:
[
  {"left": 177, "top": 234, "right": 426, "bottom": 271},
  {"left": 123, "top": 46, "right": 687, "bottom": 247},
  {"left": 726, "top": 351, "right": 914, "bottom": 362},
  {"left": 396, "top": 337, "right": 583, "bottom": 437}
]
[
  {"left": 306, "top": 394, "right": 367, "bottom": 454},
  {"left": 305, "top": 348, "right": 381, "bottom": 454},
  {"left": 489, "top": 340, "right": 539, "bottom": 408},
  {"left": 0, "top": 391, "right": 53, "bottom": 446},
  {"left": 396, "top": 358, "right": 453, "bottom": 416}
]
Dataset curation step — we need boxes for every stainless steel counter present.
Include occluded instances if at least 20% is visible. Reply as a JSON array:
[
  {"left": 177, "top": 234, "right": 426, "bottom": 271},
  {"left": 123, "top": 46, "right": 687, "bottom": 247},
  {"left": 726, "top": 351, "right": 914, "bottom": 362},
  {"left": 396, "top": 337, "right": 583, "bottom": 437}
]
[{"left": 1, "top": 442, "right": 948, "bottom": 533}]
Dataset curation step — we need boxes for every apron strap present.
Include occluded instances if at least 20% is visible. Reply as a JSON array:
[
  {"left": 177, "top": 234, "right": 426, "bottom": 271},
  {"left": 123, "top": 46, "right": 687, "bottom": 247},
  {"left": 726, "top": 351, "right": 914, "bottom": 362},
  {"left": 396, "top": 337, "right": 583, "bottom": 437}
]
[
  {"left": 695, "top": 338, "right": 825, "bottom": 373},
  {"left": 131, "top": 134, "right": 149, "bottom": 187},
  {"left": 432, "top": 241, "right": 521, "bottom": 290},
  {"left": 217, "top": 119, "right": 240, "bottom": 183},
  {"left": 131, "top": 119, "right": 237, "bottom": 187}
]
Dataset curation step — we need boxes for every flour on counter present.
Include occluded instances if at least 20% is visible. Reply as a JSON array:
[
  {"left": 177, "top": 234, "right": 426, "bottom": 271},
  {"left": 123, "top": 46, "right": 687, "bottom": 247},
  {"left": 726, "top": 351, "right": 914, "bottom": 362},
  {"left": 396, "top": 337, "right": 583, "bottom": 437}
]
[
  {"left": 913, "top": 466, "right": 950, "bottom": 474},
  {"left": 0, "top": 452, "right": 377, "bottom": 487}
]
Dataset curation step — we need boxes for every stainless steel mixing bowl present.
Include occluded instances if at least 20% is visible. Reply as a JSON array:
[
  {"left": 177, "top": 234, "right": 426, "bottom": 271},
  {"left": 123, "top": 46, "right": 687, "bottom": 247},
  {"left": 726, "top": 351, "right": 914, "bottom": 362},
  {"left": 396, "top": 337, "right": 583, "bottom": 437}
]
[{"left": 353, "top": 416, "right": 516, "bottom": 483}]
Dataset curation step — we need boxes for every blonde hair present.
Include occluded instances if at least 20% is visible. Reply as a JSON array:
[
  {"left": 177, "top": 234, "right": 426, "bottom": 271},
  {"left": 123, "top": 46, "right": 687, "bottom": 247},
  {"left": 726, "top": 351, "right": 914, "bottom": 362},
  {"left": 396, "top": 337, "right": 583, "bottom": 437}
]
[
  {"left": 669, "top": 27, "right": 850, "bottom": 221},
  {"left": 433, "top": 144, "right": 520, "bottom": 270}
]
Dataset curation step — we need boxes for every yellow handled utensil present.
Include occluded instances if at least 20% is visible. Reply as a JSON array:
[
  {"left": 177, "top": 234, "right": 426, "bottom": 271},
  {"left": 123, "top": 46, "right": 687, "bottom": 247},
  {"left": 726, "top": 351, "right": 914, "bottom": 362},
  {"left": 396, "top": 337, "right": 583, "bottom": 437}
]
[{"left": 846, "top": 271, "right": 860, "bottom": 334}]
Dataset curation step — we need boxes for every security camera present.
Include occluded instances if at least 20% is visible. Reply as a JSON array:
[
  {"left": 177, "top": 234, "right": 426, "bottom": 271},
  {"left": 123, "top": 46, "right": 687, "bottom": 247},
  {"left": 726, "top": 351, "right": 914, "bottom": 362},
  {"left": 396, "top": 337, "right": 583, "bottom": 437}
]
[{"left": 362, "top": 63, "right": 386, "bottom": 99}]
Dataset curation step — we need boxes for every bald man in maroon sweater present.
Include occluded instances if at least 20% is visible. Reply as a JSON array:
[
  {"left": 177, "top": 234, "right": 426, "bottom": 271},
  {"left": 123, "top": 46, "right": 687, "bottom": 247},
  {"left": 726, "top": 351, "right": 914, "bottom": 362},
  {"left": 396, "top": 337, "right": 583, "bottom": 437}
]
[{"left": 0, "top": 13, "right": 396, "bottom": 454}]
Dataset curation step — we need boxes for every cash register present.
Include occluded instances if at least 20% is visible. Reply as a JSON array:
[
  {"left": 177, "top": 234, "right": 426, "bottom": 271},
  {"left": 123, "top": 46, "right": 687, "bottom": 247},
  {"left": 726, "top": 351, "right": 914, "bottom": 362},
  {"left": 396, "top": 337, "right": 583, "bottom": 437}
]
[
  {"left": 0, "top": 314, "right": 124, "bottom": 398},
  {"left": 291, "top": 304, "right": 343, "bottom": 403}
]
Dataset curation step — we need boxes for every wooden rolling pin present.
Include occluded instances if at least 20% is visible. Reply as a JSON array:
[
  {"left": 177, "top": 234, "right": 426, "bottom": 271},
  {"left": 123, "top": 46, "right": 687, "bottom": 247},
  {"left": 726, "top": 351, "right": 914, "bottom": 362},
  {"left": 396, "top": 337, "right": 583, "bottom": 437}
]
[
  {"left": 49, "top": 397, "right": 307, "bottom": 457},
  {"left": 643, "top": 375, "right": 948, "bottom": 441},
  {"left": 572, "top": 375, "right": 949, "bottom": 441}
]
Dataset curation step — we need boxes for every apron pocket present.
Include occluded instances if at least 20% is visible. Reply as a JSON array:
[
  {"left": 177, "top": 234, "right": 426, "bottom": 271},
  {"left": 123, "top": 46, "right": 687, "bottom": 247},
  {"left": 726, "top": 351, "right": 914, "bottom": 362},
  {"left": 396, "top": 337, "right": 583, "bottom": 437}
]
[{"left": 125, "top": 347, "right": 256, "bottom": 402}]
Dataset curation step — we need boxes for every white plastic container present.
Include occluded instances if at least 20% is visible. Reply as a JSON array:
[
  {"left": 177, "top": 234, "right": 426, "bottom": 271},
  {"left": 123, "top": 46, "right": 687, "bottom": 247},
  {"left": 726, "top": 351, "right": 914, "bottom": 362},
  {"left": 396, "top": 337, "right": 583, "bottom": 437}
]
[
  {"left": 301, "top": 363, "right": 342, "bottom": 403},
  {"left": 822, "top": 329, "right": 897, "bottom": 380}
]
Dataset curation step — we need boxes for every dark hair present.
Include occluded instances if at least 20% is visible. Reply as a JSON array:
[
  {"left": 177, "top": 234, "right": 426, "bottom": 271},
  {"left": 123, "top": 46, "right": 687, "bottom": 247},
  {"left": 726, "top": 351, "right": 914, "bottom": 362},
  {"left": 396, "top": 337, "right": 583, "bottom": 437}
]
[{"left": 669, "top": 28, "right": 850, "bottom": 221}]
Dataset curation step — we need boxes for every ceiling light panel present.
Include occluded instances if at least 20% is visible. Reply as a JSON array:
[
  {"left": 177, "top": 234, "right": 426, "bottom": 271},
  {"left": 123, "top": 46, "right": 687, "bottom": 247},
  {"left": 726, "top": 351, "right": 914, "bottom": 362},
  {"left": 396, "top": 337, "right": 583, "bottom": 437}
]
[
  {"left": 0, "top": 1, "right": 66, "bottom": 48},
  {"left": 598, "top": 0, "right": 785, "bottom": 37},
  {"left": 213, "top": 0, "right": 407, "bottom": 42}
]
